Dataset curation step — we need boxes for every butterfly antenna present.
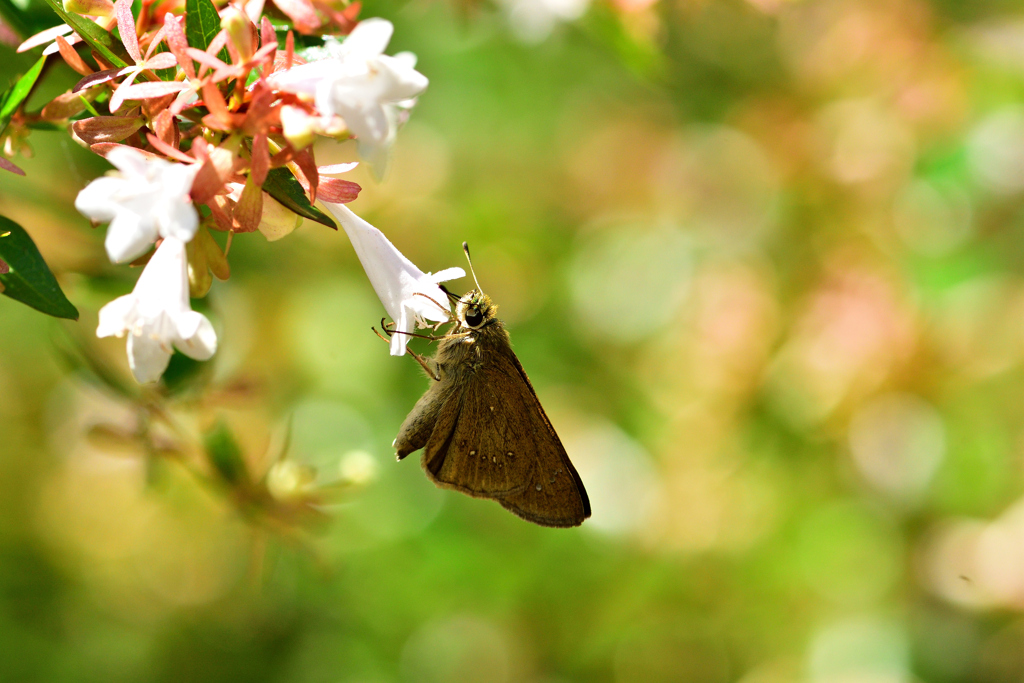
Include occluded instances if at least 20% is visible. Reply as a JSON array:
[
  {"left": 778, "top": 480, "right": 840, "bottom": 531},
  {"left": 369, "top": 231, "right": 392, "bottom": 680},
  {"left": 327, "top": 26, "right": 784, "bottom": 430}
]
[{"left": 463, "top": 242, "right": 483, "bottom": 294}]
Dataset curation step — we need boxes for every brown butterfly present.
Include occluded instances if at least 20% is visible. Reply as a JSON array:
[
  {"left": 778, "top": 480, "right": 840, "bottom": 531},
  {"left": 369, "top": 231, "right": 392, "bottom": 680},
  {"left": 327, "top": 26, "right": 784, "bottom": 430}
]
[{"left": 382, "top": 244, "right": 590, "bottom": 528}]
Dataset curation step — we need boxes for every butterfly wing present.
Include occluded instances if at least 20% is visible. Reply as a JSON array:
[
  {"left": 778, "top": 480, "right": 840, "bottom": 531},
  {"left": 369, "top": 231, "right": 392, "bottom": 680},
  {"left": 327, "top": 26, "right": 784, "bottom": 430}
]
[{"left": 420, "top": 344, "right": 590, "bottom": 528}]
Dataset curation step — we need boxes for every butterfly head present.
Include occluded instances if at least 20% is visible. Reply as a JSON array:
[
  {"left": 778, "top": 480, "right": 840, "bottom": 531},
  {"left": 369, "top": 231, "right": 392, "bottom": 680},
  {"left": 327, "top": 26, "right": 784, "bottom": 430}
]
[{"left": 456, "top": 290, "right": 496, "bottom": 330}]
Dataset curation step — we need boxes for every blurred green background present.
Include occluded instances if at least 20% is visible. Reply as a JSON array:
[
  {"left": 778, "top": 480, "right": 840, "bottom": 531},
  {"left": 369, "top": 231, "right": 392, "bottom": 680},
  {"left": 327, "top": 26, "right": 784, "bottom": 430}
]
[{"left": 6, "top": 0, "right": 1024, "bottom": 680}]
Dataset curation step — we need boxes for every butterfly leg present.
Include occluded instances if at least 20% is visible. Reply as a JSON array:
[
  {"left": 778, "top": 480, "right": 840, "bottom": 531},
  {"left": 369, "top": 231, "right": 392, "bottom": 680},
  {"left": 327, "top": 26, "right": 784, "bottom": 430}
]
[
  {"left": 372, "top": 323, "right": 442, "bottom": 380},
  {"left": 407, "top": 348, "right": 441, "bottom": 381}
]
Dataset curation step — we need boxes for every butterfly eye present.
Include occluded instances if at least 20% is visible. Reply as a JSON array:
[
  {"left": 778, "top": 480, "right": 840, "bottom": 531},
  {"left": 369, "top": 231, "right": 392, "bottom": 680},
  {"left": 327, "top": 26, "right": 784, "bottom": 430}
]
[{"left": 465, "top": 308, "right": 484, "bottom": 327}]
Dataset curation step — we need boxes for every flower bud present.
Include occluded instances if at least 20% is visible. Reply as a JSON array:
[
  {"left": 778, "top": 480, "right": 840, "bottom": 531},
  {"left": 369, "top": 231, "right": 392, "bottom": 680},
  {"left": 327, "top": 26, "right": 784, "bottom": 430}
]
[
  {"left": 186, "top": 236, "right": 213, "bottom": 297},
  {"left": 186, "top": 226, "right": 229, "bottom": 297},
  {"left": 338, "top": 450, "right": 378, "bottom": 486},
  {"left": 221, "top": 7, "right": 255, "bottom": 62},
  {"left": 257, "top": 194, "right": 303, "bottom": 241},
  {"left": 267, "top": 460, "right": 317, "bottom": 500}
]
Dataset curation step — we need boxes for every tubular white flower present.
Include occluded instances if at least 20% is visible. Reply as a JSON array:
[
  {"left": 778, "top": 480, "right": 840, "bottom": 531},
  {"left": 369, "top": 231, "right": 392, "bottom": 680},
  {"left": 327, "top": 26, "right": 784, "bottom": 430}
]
[
  {"left": 269, "top": 18, "right": 428, "bottom": 175},
  {"left": 75, "top": 147, "right": 201, "bottom": 264},
  {"left": 97, "top": 237, "right": 217, "bottom": 383},
  {"left": 322, "top": 202, "right": 464, "bottom": 356}
]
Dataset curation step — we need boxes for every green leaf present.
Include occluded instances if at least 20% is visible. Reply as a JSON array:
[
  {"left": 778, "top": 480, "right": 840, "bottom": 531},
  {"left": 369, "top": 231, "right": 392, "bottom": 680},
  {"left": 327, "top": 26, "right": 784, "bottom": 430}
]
[
  {"left": 0, "top": 56, "right": 45, "bottom": 139},
  {"left": 39, "top": 0, "right": 129, "bottom": 68},
  {"left": 0, "top": 215, "right": 78, "bottom": 320},
  {"left": 204, "top": 420, "right": 250, "bottom": 487},
  {"left": 161, "top": 349, "right": 213, "bottom": 395},
  {"left": 186, "top": 0, "right": 230, "bottom": 63},
  {"left": 263, "top": 168, "right": 337, "bottom": 229}
]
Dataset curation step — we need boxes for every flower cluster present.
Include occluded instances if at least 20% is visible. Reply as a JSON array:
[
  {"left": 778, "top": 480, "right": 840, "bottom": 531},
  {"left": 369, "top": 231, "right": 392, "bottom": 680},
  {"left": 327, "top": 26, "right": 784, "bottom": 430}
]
[{"left": 7, "top": 0, "right": 463, "bottom": 383}]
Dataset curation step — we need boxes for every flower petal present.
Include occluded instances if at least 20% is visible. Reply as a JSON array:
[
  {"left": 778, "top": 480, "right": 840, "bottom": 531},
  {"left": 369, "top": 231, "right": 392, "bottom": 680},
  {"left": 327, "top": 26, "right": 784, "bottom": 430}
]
[
  {"left": 429, "top": 267, "right": 466, "bottom": 284},
  {"left": 96, "top": 293, "right": 137, "bottom": 337},
  {"left": 17, "top": 24, "right": 73, "bottom": 53},
  {"left": 115, "top": 79, "right": 189, "bottom": 103},
  {"left": 0, "top": 157, "right": 25, "bottom": 176},
  {"left": 323, "top": 202, "right": 457, "bottom": 356},
  {"left": 271, "top": 0, "right": 321, "bottom": 32},
  {"left": 133, "top": 237, "right": 189, "bottom": 312},
  {"left": 341, "top": 18, "right": 393, "bottom": 58},
  {"left": 318, "top": 161, "right": 359, "bottom": 174},
  {"left": 323, "top": 202, "right": 418, "bottom": 319},
  {"left": 174, "top": 310, "right": 217, "bottom": 360},
  {"left": 390, "top": 304, "right": 411, "bottom": 356},
  {"left": 73, "top": 68, "right": 124, "bottom": 93},
  {"left": 159, "top": 199, "right": 200, "bottom": 242},
  {"left": 268, "top": 59, "right": 335, "bottom": 95},
  {"left": 126, "top": 326, "right": 172, "bottom": 383},
  {"left": 104, "top": 144, "right": 151, "bottom": 177},
  {"left": 144, "top": 52, "right": 179, "bottom": 70},
  {"left": 106, "top": 209, "right": 157, "bottom": 263},
  {"left": 318, "top": 177, "right": 361, "bottom": 203},
  {"left": 74, "top": 176, "right": 124, "bottom": 222},
  {"left": 377, "top": 54, "right": 429, "bottom": 100},
  {"left": 114, "top": 0, "right": 142, "bottom": 63},
  {"left": 108, "top": 69, "right": 142, "bottom": 113}
]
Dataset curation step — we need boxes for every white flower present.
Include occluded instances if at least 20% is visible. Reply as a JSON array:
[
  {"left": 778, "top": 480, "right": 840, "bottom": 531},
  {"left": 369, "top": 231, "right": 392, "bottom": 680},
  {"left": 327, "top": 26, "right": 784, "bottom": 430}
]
[
  {"left": 75, "top": 147, "right": 200, "bottom": 264},
  {"left": 322, "top": 202, "right": 464, "bottom": 356},
  {"left": 97, "top": 237, "right": 217, "bottom": 383},
  {"left": 269, "top": 18, "right": 428, "bottom": 175},
  {"left": 496, "top": 0, "right": 590, "bottom": 42}
]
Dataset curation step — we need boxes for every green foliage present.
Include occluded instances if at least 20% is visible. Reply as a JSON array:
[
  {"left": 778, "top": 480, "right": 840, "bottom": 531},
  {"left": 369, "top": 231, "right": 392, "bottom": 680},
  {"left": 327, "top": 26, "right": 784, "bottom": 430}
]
[
  {"left": 203, "top": 420, "right": 250, "bottom": 487},
  {"left": 0, "top": 216, "right": 78, "bottom": 319},
  {"left": 0, "top": 56, "right": 45, "bottom": 139},
  {"left": 185, "top": 0, "right": 231, "bottom": 64},
  {"left": 263, "top": 167, "right": 337, "bottom": 229},
  {"left": 160, "top": 350, "right": 212, "bottom": 396}
]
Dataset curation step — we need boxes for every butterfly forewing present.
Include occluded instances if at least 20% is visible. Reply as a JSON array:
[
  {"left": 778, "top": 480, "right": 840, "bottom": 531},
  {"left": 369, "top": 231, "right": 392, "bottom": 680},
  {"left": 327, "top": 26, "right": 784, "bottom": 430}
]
[
  {"left": 423, "top": 354, "right": 537, "bottom": 497},
  {"left": 421, "top": 341, "right": 589, "bottom": 527}
]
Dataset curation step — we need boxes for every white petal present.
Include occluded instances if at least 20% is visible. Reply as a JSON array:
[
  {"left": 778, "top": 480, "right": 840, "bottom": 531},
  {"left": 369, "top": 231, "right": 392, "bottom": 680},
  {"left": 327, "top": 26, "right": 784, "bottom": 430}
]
[
  {"left": 105, "top": 210, "right": 157, "bottom": 263},
  {"left": 96, "top": 294, "right": 137, "bottom": 337},
  {"left": 126, "top": 327, "right": 172, "bottom": 383},
  {"left": 343, "top": 101, "right": 390, "bottom": 143},
  {"left": 270, "top": 59, "right": 337, "bottom": 95},
  {"left": 75, "top": 176, "right": 125, "bottom": 223},
  {"left": 324, "top": 202, "right": 420, "bottom": 321},
  {"left": 429, "top": 267, "right": 466, "bottom": 284},
  {"left": 391, "top": 51, "right": 418, "bottom": 69},
  {"left": 132, "top": 237, "right": 190, "bottom": 312},
  {"left": 174, "top": 310, "right": 217, "bottom": 360},
  {"left": 390, "top": 304, "right": 410, "bottom": 356},
  {"left": 104, "top": 142, "right": 150, "bottom": 177},
  {"left": 341, "top": 18, "right": 393, "bottom": 58},
  {"left": 161, "top": 160, "right": 201, "bottom": 198},
  {"left": 405, "top": 283, "right": 452, "bottom": 322},
  {"left": 159, "top": 199, "right": 199, "bottom": 242},
  {"left": 323, "top": 203, "right": 460, "bottom": 356},
  {"left": 357, "top": 129, "right": 394, "bottom": 179},
  {"left": 318, "top": 162, "right": 360, "bottom": 175},
  {"left": 17, "top": 24, "right": 73, "bottom": 52},
  {"left": 377, "top": 54, "right": 429, "bottom": 101}
]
